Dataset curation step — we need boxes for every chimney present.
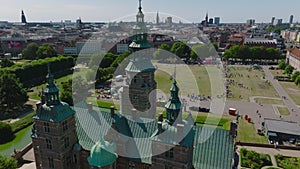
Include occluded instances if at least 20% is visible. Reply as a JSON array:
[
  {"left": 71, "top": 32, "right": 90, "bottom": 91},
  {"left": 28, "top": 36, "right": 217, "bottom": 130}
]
[
  {"left": 158, "top": 113, "right": 163, "bottom": 122},
  {"left": 157, "top": 121, "right": 163, "bottom": 134},
  {"left": 176, "top": 123, "right": 184, "bottom": 143},
  {"left": 110, "top": 106, "right": 115, "bottom": 116},
  {"left": 229, "top": 120, "right": 238, "bottom": 138},
  {"left": 36, "top": 101, "right": 42, "bottom": 115},
  {"left": 50, "top": 105, "right": 56, "bottom": 119},
  {"left": 131, "top": 108, "right": 137, "bottom": 120},
  {"left": 87, "top": 102, "right": 93, "bottom": 113}
]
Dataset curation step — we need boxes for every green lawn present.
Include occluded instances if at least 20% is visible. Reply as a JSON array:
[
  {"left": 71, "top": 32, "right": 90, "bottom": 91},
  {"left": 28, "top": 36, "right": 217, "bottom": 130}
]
[
  {"left": 279, "top": 81, "right": 300, "bottom": 106},
  {"left": 237, "top": 119, "right": 268, "bottom": 144},
  {"left": 0, "top": 125, "right": 32, "bottom": 155},
  {"left": 255, "top": 98, "right": 284, "bottom": 105},
  {"left": 269, "top": 69, "right": 285, "bottom": 77},
  {"left": 155, "top": 64, "right": 211, "bottom": 96},
  {"left": 226, "top": 66, "right": 279, "bottom": 101},
  {"left": 277, "top": 107, "right": 291, "bottom": 116}
]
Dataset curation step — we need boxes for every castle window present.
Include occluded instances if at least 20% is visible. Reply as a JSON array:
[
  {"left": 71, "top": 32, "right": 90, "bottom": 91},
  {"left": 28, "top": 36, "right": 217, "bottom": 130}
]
[
  {"left": 64, "top": 137, "right": 70, "bottom": 148},
  {"left": 66, "top": 156, "right": 71, "bottom": 166},
  {"left": 44, "top": 122, "right": 50, "bottom": 133},
  {"left": 165, "top": 164, "right": 173, "bottom": 169},
  {"left": 62, "top": 121, "right": 68, "bottom": 131},
  {"left": 165, "top": 147, "right": 174, "bottom": 158},
  {"left": 128, "top": 161, "right": 135, "bottom": 169},
  {"left": 73, "top": 154, "right": 77, "bottom": 164},
  {"left": 46, "top": 139, "right": 52, "bottom": 150},
  {"left": 48, "top": 157, "right": 54, "bottom": 168}
]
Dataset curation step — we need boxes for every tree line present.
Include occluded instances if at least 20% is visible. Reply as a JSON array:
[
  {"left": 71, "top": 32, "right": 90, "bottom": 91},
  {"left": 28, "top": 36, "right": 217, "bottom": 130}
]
[
  {"left": 3, "top": 55, "right": 74, "bottom": 87},
  {"left": 154, "top": 42, "right": 217, "bottom": 63},
  {"left": 22, "top": 42, "right": 57, "bottom": 60},
  {"left": 223, "top": 45, "right": 284, "bottom": 63}
]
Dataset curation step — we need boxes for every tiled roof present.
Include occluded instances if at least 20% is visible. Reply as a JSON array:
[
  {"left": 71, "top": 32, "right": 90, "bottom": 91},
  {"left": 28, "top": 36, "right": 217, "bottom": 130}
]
[
  {"left": 125, "top": 58, "right": 155, "bottom": 73},
  {"left": 193, "top": 127, "right": 234, "bottom": 169},
  {"left": 288, "top": 48, "right": 300, "bottom": 61}
]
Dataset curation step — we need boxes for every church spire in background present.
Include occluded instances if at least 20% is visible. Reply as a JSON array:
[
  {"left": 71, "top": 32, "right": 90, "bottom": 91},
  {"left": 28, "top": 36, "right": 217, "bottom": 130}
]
[{"left": 21, "top": 10, "right": 27, "bottom": 24}]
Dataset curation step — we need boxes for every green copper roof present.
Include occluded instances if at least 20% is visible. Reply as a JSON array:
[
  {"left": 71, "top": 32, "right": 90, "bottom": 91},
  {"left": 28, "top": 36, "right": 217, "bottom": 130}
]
[
  {"left": 152, "top": 118, "right": 195, "bottom": 147},
  {"left": 193, "top": 127, "right": 234, "bottom": 169},
  {"left": 88, "top": 137, "right": 118, "bottom": 167},
  {"left": 75, "top": 105, "right": 157, "bottom": 164},
  {"left": 125, "top": 58, "right": 155, "bottom": 73},
  {"left": 34, "top": 102, "right": 75, "bottom": 123},
  {"left": 165, "top": 79, "right": 182, "bottom": 110}
]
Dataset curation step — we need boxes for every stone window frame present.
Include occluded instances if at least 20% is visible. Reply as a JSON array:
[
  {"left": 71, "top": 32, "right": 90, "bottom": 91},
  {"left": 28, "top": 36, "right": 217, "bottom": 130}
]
[{"left": 46, "top": 138, "right": 52, "bottom": 150}]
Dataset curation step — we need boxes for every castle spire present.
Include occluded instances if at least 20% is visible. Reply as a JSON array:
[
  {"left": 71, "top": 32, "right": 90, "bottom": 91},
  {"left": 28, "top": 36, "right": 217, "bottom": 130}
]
[{"left": 138, "top": 0, "right": 142, "bottom": 11}]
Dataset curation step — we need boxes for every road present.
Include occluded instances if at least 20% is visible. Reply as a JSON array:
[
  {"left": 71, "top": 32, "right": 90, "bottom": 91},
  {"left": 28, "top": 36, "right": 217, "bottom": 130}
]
[{"left": 263, "top": 66, "right": 300, "bottom": 122}]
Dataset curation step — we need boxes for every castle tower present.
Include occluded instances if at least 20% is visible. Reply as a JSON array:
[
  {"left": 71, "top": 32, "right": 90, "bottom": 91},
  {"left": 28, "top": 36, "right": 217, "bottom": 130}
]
[
  {"left": 21, "top": 10, "right": 27, "bottom": 24},
  {"left": 152, "top": 80, "right": 194, "bottom": 169},
  {"left": 165, "top": 79, "right": 182, "bottom": 124},
  {"left": 32, "top": 65, "right": 79, "bottom": 169},
  {"left": 120, "top": 0, "right": 157, "bottom": 119}
]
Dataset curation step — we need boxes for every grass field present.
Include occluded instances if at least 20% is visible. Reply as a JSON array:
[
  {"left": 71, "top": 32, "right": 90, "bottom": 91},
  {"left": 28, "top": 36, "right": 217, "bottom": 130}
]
[
  {"left": 226, "top": 66, "right": 279, "bottom": 101},
  {"left": 237, "top": 119, "right": 268, "bottom": 144},
  {"left": 254, "top": 98, "right": 284, "bottom": 105},
  {"left": 155, "top": 64, "right": 212, "bottom": 97},
  {"left": 277, "top": 107, "right": 291, "bottom": 116},
  {"left": 0, "top": 125, "right": 32, "bottom": 154},
  {"left": 279, "top": 81, "right": 300, "bottom": 105}
]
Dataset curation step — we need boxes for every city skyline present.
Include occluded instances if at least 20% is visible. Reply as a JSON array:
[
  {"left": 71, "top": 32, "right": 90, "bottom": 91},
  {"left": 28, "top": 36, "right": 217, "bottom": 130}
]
[{"left": 0, "top": 0, "right": 300, "bottom": 23}]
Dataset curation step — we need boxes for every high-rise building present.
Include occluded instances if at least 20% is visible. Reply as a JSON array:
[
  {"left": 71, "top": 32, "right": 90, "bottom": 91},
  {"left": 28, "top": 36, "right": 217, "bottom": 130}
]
[
  {"left": 214, "top": 17, "right": 220, "bottom": 25},
  {"left": 246, "top": 19, "right": 255, "bottom": 26},
  {"left": 271, "top": 17, "right": 275, "bottom": 25},
  {"left": 156, "top": 11, "right": 159, "bottom": 25},
  {"left": 290, "top": 15, "right": 294, "bottom": 24},
  {"left": 165, "top": 16, "right": 173, "bottom": 26},
  {"left": 209, "top": 18, "right": 214, "bottom": 24},
  {"left": 274, "top": 19, "right": 283, "bottom": 26},
  {"left": 21, "top": 10, "right": 27, "bottom": 24}
]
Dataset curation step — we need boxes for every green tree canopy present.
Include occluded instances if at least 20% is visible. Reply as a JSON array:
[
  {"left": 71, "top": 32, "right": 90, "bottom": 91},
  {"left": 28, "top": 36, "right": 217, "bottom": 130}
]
[
  {"left": 0, "top": 155, "right": 18, "bottom": 169},
  {"left": 278, "top": 60, "right": 286, "bottom": 69},
  {"left": 284, "top": 65, "right": 294, "bottom": 74},
  {"left": 22, "top": 42, "right": 39, "bottom": 60},
  {"left": 170, "top": 42, "right": 186, "bottom": 58},
  {"left": 0, "top": 70, "right": 28, "bottom": 114},
  {"left": 0, "top": 58, "right": 14, "bottom": 68},
  {"left": 0, "top": 121, "right": 14, "bottom": 144},
  {"left": 291, "top": 71, "right": 300, "bottom": 81},
  {"left": 36, "top": 44, "right": 57, "bottom": 59}
]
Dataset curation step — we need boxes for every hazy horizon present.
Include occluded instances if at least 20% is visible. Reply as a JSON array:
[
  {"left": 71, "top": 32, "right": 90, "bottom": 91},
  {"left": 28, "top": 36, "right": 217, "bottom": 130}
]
[{"left": 0, "top": 0, "right": 299, "bottom": 23}]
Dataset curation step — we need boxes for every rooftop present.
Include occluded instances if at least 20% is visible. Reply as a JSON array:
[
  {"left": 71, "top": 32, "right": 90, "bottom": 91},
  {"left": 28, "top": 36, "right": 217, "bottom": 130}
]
[{"left": 264, "top": 118, "right": 300, "bottom": 136}]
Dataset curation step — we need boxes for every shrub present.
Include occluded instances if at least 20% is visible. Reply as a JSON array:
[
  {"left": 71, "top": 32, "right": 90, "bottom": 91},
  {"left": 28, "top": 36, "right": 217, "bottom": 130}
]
[{"left": 0, "top": 121, "right": 15, "bottom": 144}]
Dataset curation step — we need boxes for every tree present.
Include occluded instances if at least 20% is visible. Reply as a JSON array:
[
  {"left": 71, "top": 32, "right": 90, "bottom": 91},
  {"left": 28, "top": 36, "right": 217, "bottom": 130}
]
[
  {"left": 61, "top": 75, "right": 89, "bottom": 105},
  {"left": 278, "top": 60, "right": 286, "bottom": 70},
  {"left": 295, "top": 75, "right": 300, "bottom": 86},
  {"left": 170, "top": 42, "right": 186, "bottom": 58},
  {"left": 291, "top": 71, "right": 300, "bottom": 81},
  {"left": 0, "top": 58, "right": 14, "bottom": 68},
  {"left": 0, "top": 155, "right": 18, "bottom": 169},
  {"left": 36, "top": 44, "right": 57, "bottom": 59},
  {"left": 154, "top": 44, "right": 170, "bottom": 60},
  {"left": 284, "top": 65, "right": 294, "bottom": 74},
  {"left": 0, "top": 70, "right": 28, "bottom": 115},
  {"left": 22, "top": 42, "right": 39, "bottom": 60}
]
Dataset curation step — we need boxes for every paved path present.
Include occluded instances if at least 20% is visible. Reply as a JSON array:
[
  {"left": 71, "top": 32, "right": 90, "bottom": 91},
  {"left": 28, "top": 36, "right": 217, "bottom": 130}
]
[{"left": 263, "top": 66, "right": 300, "bottom": 122}]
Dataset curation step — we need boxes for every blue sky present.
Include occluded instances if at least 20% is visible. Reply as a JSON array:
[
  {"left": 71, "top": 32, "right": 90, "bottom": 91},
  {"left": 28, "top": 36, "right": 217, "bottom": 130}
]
[{"left": 0, "top": 0, "right": 299, "bottom": 23}]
